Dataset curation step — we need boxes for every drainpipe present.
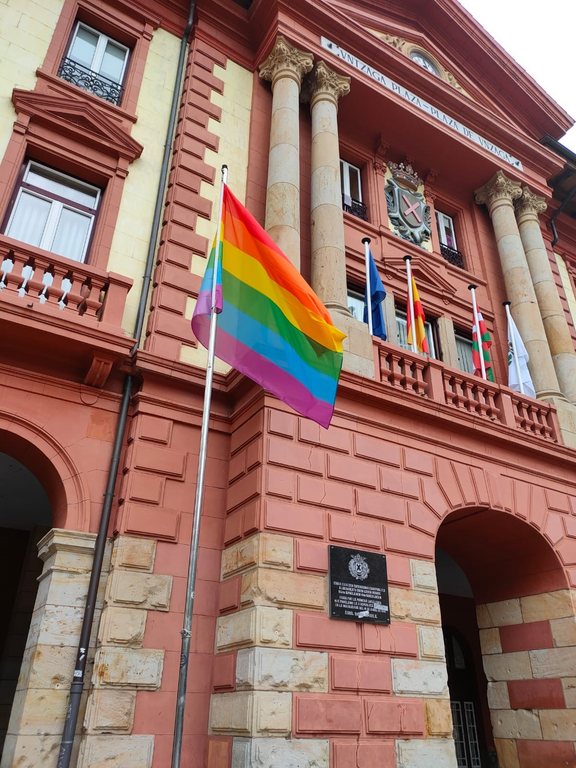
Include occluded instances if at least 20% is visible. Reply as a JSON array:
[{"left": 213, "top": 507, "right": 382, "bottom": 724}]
[
  {"left": 56, "top": 2, "right": 197, "bottom": 765},
  {"left": 550, "top": 182, "right": 576, "bottom": 248}
]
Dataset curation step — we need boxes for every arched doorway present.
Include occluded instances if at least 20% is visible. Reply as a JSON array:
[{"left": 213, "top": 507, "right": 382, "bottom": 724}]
[
  {"left": 436, "top": 507, "right": 575, "bottom": 768},
  {"left": 0, "top": 451, "right": 51, "bottom": 757}
]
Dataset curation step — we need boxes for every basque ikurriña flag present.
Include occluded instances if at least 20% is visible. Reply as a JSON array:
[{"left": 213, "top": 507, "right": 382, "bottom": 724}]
[
  {"left": 191, "top": 186, "right": 346, "bottom": 429},
  {"left": 472, "top": 313, "right": 494, "bottom": 381},
  {"left": 407, "top": 276, "right": 429, "bottom": 354}
]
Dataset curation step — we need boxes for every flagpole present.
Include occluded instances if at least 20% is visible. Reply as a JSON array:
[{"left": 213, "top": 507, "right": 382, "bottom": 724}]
[
  {"left": 504, "top": 300, "right": 524, "bottom": 394},
  {"left": 362, "top": 237, "right": 373, "bottom": 336},
  {"left": 469, "top": 284, "right": 487, "bottom": 380},
  {"left": 171, "top": 164, "right": 228, "bottom": 768},
  {"left": 404, "top": 255, "right": 417, "bottom": 353}
]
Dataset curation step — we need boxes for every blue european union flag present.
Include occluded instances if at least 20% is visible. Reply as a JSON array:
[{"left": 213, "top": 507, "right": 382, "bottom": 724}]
[{"left": 364, "top": 250, "right": 387, "bottom": 340}]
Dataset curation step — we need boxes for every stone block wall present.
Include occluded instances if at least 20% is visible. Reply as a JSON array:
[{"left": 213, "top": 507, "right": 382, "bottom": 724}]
[
  {"left": 479, "top": 589, "right": 576, "bottom": 768},
  {"left": 78, "top": 535, "right": 172, "bottom": 768}
]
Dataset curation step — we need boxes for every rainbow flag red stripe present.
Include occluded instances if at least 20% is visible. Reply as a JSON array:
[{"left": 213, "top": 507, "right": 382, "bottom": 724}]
[{"left": 192, "top": 186, "right": 345, "bottom": 428}]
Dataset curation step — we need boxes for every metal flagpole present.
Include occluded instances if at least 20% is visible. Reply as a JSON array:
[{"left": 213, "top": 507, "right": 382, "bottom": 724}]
[
  {"left": 468, "top": 284, "right": 487, "bottom": 380},
  {"left": 403, "top": 255, "right": 417, "bottom": 353},
  {"left": 504, "top": 301, "right": 524, "bottom": 394},
  {"left": 171, "top": 164, "right": 228, "bottom": 768},
  {"left": 362, "top": 237, "right": 373, "bottom": 336}
]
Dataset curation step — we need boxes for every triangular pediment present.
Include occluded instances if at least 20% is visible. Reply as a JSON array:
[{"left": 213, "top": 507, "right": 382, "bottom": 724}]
[
  {"left": 12, "top": 90, "right": 143, "bottom": 162},
  {"left": 383, "top": 252, "right": 457, "bottom": 304},
  {"left": 320, "top": 0, "right": 572, "bottom": 143}
]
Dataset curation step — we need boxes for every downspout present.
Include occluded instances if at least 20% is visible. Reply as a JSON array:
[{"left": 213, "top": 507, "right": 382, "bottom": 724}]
[
  {"left": 550, "top": 182, "right": 576, "bottom": 248},
  {"left": 57, "top": 3, "right": 197, "bottom": 766}
]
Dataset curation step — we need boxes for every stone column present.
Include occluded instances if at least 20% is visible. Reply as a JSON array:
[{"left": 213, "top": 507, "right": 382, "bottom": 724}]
[
  {"left": 259, "top": 36, "right": 313, "bottom": 270},
  {"left": 475, "top": 171, "right": 561, "bottom": 400},
  {"left": 515, "top": 187, "right": 576, "bottom": 404},
  {"left": 307, "top": 60, "right": 350, "bottom": 315}
]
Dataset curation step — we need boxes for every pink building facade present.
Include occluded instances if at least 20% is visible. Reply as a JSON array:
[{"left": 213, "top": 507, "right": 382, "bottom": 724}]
[{"left": 0, "top": 1, "right": 576, "bottom": 767}]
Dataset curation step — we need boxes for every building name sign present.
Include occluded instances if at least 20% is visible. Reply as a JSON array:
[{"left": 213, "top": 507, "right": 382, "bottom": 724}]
[{"left": 320, "top": 37, "right": 523, "bottom": 171}]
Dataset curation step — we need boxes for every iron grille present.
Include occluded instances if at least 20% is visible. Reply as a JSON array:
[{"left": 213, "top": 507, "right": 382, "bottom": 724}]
[
  {"left": 342, "top": 195, "right": 368, "bottom": 221},
  {"left": 440, "top": 243, "right": 465, "bottom": 269},
  {"left": 57, "top": 57, "right": 124, "bottom": 106}
]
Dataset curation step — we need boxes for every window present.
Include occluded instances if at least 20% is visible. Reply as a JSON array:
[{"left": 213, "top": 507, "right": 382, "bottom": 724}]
[
  {"left": 340, "top": 159, "right": 367, "bottom": 221},
  {"left": 347, "top": 285, "right": 365, "bottom": 323},
  {"left": 396, "top": 309, "right": 438, "bottom": 358},
  {"left": 4, "top": 161, "right": 100, "bottom": 263},
  {"left": 410, "top": 51, "right": 440, "bottom": 77},
  {"left": 435, "top": 210, "right": 465, "bottom": 269},
  {"left": 58, "top": 22, "right": 129, "bottom": 106},
  {"left": 455, "top": 330, "right": 474, "bottom": 374}
]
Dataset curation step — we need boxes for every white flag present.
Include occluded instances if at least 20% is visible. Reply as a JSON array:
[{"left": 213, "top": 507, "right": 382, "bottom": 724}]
[{"left": 507, "top": 313, "right": 536, "bottom": 398}]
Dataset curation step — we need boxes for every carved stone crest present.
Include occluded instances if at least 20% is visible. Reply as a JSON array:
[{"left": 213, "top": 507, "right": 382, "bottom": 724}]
[{"left": 385, "top": 162, "right": 431, "bottom": 245}]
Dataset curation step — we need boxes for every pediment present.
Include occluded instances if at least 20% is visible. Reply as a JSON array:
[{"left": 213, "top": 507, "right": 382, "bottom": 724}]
[
  {"left": 383, "top": 252, "right": 457, "bottom": 304},
  {"left": 12, "top": 90, "right": 143, "bottom": 162},
  {"left": 321, "top": 0, "right": 572, "bottom": 142}
]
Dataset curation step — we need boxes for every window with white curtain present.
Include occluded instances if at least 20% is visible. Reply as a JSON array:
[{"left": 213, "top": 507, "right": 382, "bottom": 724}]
[
  {"left": 435, "top": 210, "right": 458, "bottom": 249},
  {"left": 68, "top": 22, "right": 129, "bottom": 85},
  {"left": 395, "top": 309, "right": 437, "bottom": 358},
  {"left": 455, "top": 331, "right": 474, "bottom": 374},
  {"left": 4, "top": 161, "right": 100, "bottom": 263},
  {"left": 340, "top": 159, "right": 362, "bottom": 205},
  {"left": 347, "top": 285, "right": 365, "bottom": 323}
]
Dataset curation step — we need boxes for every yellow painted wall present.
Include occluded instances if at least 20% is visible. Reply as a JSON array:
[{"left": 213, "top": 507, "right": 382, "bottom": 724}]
[
  {"left": 555, "top": 253, "right": 576, "bottom": 328},
  {"left": 181, "top": 59, "right": 253, "bottom": 370},
  {"left": 107, "top": 28, "right": 180, "bottom": 336},
  {"left": 0, "top": 0, "right": 64, "bottom": 160}
]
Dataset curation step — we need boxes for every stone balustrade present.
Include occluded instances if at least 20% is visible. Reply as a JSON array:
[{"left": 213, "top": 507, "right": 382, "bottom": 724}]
[
  {"left": 0, "top": 236, "right": 132, "bottom": 328},
  {"left": 375, "top": 339, "right": 560, "bottom": 442}
]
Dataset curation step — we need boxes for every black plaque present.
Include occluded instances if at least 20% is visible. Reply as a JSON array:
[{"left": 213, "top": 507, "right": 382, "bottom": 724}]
[{"left": 329, "top": 545, "right": 390, "bottom": 624}]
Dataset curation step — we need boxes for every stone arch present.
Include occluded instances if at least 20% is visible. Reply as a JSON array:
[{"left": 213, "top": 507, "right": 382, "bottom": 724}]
[
  {"left": 429, "top": 471, "right": 576, "bottom": 768},
  {"left": 0, "top": 413, "right": 90, "bottom": 531}
]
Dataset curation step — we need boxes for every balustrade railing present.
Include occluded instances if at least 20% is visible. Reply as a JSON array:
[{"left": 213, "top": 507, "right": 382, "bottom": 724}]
[
  {"left": 0, "top": 239, "right": 131, "bottom": 328},
  {"left": 375, "top": 340, "right": 559, "bottom": 442}
]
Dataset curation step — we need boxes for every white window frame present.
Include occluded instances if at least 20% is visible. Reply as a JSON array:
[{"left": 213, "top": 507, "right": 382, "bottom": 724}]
[
  {"left": 395, "top": 309, "right": 437, "bottom": 358},
  {"left": 347, "top": 286, "right": 365, "bottom": 324},
  {"left": 435, "top": 210, "right": 458, "bottom": 250},
  {"left": 454, "top": 330, "right": 474, "bottom": 375},
  {"left": 340, "top": 159, "right": 363, "bottom": 204},
  {"left": 68, "top": 21, "right": 129, "bottom": 84},
  {"left": 4, "top": 160, "right": 101, "bottom": 263}
]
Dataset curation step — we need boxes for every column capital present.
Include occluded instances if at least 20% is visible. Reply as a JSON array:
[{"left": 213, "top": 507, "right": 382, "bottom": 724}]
[
  {"left": 258, "top": 35, "right": 313, "bottom": 89},
  {"left": 474, "top": 170, "right": 522, "bottom": 213},
  {"left": 515, "top": 186, "right": 547, "bottom": 222},
  {"left": 304, "top": 60, "right": 350, "bottom": 109}
]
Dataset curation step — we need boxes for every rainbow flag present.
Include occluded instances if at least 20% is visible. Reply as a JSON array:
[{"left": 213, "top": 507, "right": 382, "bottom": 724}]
[
  {"left": 472, "top": 313, "right": 494, "bottom": 381},
  {"left": 192, "top": 186, "right": 346, "bottom": 428},
  {"left": 407, "top": 276, "right": 429, "bottom": 354}
]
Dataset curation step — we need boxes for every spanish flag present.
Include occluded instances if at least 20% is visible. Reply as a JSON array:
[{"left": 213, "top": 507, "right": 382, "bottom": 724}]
[{"left": 407, "top": 276, "right": 429, "bottom": 354}]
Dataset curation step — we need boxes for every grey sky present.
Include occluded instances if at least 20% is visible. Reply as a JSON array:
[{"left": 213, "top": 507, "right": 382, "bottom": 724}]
[{"left": 457, "top": 0, "right": 576, "bottom": 155}]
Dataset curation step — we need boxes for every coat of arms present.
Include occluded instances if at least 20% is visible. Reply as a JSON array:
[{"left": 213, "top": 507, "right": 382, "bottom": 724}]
[
  {"left": 385, "top": 162, "right": 431, "bottom": 245},
  {"left": 348, "top": 553, "right": 369, "bottom": 581}
]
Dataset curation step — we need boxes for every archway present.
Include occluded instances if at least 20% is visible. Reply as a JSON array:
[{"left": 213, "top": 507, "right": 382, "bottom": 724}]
[
  {"left": 0, "top": 451, "right": 52, "bottom": 757},
  {"left": 436, "top": 507, "right": 575, "bottom": 768}
]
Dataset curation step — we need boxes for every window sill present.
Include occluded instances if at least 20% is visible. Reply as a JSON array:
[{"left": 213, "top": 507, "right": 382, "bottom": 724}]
[{"left": 35, "top": 68, "right": 137, "bottom": 125}]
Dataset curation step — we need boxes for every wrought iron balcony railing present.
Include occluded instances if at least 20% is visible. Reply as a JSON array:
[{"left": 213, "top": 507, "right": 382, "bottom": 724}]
[
  {"left": 57, "top": 57, "right": 124, "bottom": 107},
  {"left": 342, "top": 194, "right": 368, "bottom": 221},
  {"left": 440, "top": 243, "right": 465, "bottom": 269}
]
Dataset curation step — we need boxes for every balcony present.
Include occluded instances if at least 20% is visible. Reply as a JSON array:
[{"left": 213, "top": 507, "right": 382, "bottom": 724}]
[
  {"left": 440, "top": 243, "right": 465, "bottom": 269},
  {"left": 342, "top": 194, "right": 368, "bottom": 221},
  {"left": 57, "top": 57, "right": 124, "bottom": 107},
  {"left": 0, "top": 236, "right": 133, "bottom": 386},
  {"left": 375, "top": 341, "right": 560, "bottom": 443}
]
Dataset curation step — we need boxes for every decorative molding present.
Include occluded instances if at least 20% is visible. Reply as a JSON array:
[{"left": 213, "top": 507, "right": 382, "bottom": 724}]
[
  {"left": 12, "top": 90, "right": 143, "bottom": 163},
  {"left": 515, "top": 186, "right": 548, "bottom": 220},
  {"left": 474, "top": 170, "right": 522, "bottom": 210},
  {"left": 258, "top": 35, "right": 313, "bottom": 89},
  {"left": 84, "top": 354, "right": 116, "bottom": 388},
  {"left": 304, "top": 60, "right": 351, "bottom": 108}
]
